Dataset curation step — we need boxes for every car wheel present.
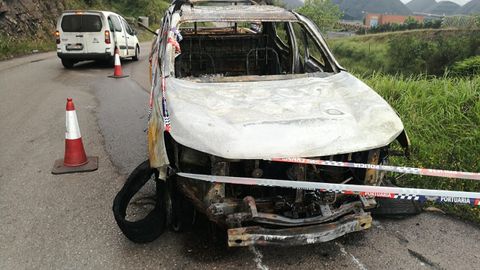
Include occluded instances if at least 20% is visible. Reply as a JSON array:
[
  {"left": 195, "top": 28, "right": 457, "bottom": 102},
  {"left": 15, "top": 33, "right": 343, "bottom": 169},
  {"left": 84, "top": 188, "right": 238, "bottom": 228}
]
[
  {"left": 107, "top": 56, "right": 115, "bottom": 67},
  {"left": 371, "top": 179, "right": 424, "bottom": 217},
  {"left": 371, "top": 198, "right": 423, "bottom": 217},
  {"left": 61, "top": 59, "right": 75, "bottom": 69},
  {"left": 132, "top": 45, "right": 139, "bottom": 61}
]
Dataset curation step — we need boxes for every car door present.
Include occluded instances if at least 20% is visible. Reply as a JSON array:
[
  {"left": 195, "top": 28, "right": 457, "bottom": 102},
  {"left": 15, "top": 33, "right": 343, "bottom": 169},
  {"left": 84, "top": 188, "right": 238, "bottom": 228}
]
[{"left": 108, "top": 15, "right": 128, "bottom": 57}]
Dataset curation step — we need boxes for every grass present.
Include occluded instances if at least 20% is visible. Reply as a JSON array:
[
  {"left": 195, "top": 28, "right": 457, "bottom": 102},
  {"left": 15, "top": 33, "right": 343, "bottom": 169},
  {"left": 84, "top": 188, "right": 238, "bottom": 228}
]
[
  {"left": 0, "top": 34, "right": 55, "bottom": 61},
  {"left": 363, "top": 73, "right": 480, "bottom": 222},
  {"left": 328, "top": 37, "right": 388, "bottom": 75}
]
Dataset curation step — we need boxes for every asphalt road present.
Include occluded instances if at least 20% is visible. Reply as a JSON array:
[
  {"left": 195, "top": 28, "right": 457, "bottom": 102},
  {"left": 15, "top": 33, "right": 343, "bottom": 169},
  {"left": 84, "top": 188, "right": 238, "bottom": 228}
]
[{"left": 1, "top": 44, "right": 479, "bottom": 270}]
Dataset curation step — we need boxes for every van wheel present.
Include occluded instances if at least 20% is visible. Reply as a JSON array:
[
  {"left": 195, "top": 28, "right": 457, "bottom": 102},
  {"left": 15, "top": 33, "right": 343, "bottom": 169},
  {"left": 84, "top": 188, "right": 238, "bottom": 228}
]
[
  {"left": 61, "top": 59, "right": 75, "bottom": 69},
  {"left": 132, "top": 45, "right": 139, "bottom": 61},
  {"left": 107, "top": 56, "right": 115, "bottom": 67}
]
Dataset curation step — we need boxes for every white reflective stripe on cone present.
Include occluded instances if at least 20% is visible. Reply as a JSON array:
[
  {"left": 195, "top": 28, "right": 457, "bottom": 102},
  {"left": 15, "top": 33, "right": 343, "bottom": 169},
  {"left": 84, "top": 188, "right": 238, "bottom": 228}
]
[
  {"left": 115, "top": 52, "right": 121, "bottom": 66},
  {"left": 65, "top": 110, "right": 82, "bottom": 140}
]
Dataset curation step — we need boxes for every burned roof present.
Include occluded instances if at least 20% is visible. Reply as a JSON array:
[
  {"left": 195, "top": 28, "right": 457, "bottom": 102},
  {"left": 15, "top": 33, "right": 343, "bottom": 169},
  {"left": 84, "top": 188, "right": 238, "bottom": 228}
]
[{"left": 179, "top": 4, "right": 298, "bottom": 22}]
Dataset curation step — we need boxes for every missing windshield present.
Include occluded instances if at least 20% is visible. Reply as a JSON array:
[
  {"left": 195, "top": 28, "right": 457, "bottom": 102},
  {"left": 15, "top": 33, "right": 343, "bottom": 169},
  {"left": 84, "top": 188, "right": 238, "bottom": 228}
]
[{"left": 174, "top": 21, "right": 335, "bottom": 78}]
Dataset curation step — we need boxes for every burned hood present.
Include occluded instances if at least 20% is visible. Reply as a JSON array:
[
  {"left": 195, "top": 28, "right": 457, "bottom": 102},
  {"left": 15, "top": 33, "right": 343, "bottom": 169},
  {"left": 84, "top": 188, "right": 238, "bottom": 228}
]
[{"left": 166, "top": 72, "right": 404, "bottom": 159}]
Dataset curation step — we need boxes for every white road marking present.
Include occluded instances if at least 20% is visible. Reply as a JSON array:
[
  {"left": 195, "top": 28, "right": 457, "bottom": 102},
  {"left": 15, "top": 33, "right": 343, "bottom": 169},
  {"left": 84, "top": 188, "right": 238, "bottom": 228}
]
[
  {"left": 336, "top": 242, "right": 368, "bottom": 270},
  {"left": 249, "top": 246, "right": 269, "bottom": 270}
]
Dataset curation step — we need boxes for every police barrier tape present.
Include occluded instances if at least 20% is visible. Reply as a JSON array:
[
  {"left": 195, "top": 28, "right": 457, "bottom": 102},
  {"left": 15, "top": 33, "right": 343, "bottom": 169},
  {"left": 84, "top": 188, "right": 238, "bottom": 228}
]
[
  {"left": 270, "top": 157, "right": 480, "bottom": 181},
  {"left": 177, "top": 173, "right": 480, "bottom": 207}
]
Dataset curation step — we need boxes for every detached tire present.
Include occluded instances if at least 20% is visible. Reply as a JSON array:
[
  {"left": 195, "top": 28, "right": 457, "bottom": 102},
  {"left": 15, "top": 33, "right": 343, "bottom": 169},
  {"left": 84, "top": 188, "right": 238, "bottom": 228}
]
[{"left": 112, "top": 160, "right": 167, "bottom": 243}]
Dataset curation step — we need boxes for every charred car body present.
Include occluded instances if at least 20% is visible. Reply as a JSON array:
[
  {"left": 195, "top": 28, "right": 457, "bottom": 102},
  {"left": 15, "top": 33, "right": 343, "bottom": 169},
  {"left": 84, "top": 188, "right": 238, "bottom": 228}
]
[{"left": 113, "top": 0, "right": 411, "bottom": 247}]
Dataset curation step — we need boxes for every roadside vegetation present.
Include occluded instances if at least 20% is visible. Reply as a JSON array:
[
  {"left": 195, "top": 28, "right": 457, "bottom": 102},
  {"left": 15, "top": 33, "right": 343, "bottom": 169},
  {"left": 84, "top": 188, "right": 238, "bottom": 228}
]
[
  {"left": 296, "top": 0, "right": 342, "bottom": 32},
  {"left": 65, "top": 0, "right": 169, "bottom": 24},
  {"left": 328, "top": 29, "right": 480, "bottom": 222},
  {"left": 367, "top": 74, "right": 480, "bottom": 222},
  {"left": 0, "top": 34, "right": 55, "bottom": 60},
  {"left": 328, "top": 29, "right": 480, "bottom": 76},
  {"left": 0, "top": 0, "right": 166, "bottom": 60}
]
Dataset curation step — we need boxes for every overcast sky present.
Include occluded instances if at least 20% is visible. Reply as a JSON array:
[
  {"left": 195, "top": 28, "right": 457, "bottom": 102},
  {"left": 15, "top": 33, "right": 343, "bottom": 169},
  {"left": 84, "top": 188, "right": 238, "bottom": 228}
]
[{"left": 401, "top": 0, "right": 470, "bottom": 5}]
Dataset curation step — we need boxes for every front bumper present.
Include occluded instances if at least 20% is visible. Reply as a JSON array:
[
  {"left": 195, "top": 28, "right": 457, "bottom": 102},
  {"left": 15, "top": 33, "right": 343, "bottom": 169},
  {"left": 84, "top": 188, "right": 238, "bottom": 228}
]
[{"left": 228, "top": 212, "right": 372, "bottom": 247}]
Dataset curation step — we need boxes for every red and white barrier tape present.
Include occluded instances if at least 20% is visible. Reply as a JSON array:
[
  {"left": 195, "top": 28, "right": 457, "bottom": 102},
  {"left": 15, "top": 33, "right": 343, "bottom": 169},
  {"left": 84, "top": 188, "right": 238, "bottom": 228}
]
[
  {"left": 270, "top": 157, "right": 480, "bottom": 181},
  {"left": 178, "top": 173, "right": 480, "bottom": 207}
]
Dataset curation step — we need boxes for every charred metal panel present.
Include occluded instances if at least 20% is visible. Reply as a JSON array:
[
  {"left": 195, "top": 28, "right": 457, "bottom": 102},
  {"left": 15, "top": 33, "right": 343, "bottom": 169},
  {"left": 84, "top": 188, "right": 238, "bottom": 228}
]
[
  {"left": 364, "top": 149, "right": 381, "bottom": 185},
  {"left": 228, "top": 213, "right": 372, "bottom": 246},
  {"left": 179, "top": 5, "right": 298, "bottom": 23},
  {"left": 165, "top": 73, "right": 404, "bottom": 159}
]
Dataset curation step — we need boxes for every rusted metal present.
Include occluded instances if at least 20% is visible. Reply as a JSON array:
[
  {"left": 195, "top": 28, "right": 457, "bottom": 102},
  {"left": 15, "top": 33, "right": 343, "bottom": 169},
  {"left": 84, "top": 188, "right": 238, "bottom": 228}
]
[
  {"left": 179, "top": 5, "right": 298, "bottom": 23},
  {"left": 233, "top": 199, "right": 364, "bottom": 227},
  {"left": 227, "top": 213, "right": 372, "bottom": 247},
  {"left": 205, "top": 158, "right": 228, "bottom": 204},
  {"left": 364, "top": 149, "right": 381, "bottom": 185}
]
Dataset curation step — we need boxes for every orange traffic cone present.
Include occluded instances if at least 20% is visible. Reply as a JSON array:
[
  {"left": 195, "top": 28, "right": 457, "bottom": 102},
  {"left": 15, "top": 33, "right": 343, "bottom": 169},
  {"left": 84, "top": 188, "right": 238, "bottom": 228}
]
[
  {"left": 108, "top": 47, "right": 129, "bottom": 78},
  {"left": 52, "top": 98, "right": 98, "bottom": 174}
]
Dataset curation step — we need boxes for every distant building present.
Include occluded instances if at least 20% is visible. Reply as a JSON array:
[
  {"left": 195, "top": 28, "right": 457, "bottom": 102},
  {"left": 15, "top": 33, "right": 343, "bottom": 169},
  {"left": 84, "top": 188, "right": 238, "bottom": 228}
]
[{"left": 364, "top": 13, "right": 425, "bottom": 28}]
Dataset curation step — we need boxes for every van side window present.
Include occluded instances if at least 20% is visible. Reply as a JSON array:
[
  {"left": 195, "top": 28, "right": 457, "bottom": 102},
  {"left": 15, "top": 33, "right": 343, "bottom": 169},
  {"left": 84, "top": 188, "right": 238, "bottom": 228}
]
[
  {"left": 121, "top": 18, "right": 134, "bottom": 36},
  {"left": 108, "top": 18, "right": 114, "bottom": 31},
  {"left": 109, "top": 15, "right": 123, "bottom": 32}
]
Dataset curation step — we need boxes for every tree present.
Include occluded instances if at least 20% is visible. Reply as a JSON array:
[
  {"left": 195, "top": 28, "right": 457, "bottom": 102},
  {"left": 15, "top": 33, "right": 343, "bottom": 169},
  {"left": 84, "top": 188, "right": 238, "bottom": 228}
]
[
  {"left": 296, "top": 0, "right": 342, "bottom": 32},
  {"left": 404, "top": 16, "right": 420, "bottom": 30}
]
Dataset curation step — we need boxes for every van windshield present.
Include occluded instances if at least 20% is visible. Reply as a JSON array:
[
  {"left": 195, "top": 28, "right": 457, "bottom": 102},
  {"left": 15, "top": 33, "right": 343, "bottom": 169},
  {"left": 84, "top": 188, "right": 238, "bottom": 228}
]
[{"left": 61, "top": 15, "right": 102, "bottom": 32}]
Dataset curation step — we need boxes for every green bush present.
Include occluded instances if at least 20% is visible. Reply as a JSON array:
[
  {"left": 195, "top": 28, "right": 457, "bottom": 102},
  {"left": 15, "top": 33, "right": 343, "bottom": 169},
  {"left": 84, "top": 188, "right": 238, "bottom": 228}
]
[
  {"left": 329, "top": 30, "right": 480, "bottom": 76},
  {"left": 451, "top": 56, "right": 480, "bottom": 76},
  {"left": 387, "top": 33, "right": 480, "bottom": 75},
  {"left": 296, "top": 0, "right": 342, "bottom": 32}
]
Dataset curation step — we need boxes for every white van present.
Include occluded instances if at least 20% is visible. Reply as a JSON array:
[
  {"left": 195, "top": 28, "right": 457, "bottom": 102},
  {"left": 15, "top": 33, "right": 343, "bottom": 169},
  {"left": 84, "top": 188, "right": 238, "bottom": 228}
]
[{"left": 56, "top": 10, "right": 140, "bottom": 68}]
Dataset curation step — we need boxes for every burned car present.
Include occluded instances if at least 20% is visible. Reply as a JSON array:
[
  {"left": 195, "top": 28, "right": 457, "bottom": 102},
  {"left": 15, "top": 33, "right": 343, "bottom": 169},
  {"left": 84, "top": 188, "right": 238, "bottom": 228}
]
[{"left": 113, "top": 0, "right": 412, "bottom": 247}]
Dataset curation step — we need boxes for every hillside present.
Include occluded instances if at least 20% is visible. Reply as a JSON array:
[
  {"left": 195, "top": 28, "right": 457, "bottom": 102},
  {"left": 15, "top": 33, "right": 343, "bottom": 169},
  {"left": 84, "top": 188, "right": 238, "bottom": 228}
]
[
  {"left": 0, "top": 0, "right": 69, "bottom": 40},
  {"left": 457, "top": 0, "right": 480, "bottom": 14},
  {"left": 0, "top": 0, "right": 168, "bottom": 41},
  {"left": 406, "top": 0, "right": 437, "bottom": 12},
  {"left": 333, "top": 0, "right": 412, "bottom": 20},
  {"left": 424, "top": 1, "right": 461, "bottom": 15}
]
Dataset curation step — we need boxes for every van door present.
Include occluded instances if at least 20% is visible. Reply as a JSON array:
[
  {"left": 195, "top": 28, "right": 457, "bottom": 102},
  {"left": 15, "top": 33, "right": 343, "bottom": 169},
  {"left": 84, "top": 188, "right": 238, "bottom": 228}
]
[
  {"left": 121, "top": 18, "right": 136, "bottom": 57},
  {"left": 60, "top": 14, "right": 88, "bottom": 54},
  {"left": 81, "top": 14, "right": 104, "bottom": 54},
  {"left": 109, "top": 15, "right": 128, "bottom": 57}
]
